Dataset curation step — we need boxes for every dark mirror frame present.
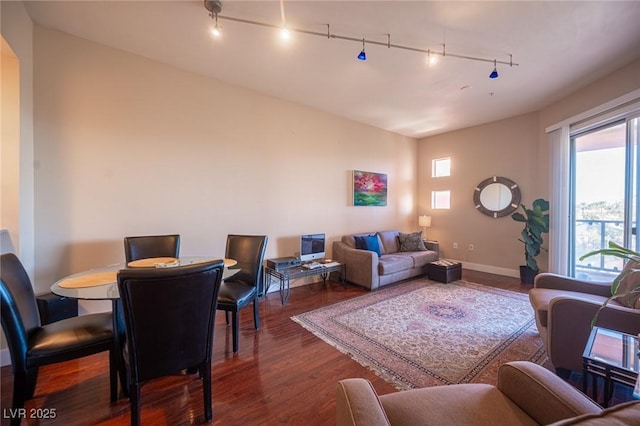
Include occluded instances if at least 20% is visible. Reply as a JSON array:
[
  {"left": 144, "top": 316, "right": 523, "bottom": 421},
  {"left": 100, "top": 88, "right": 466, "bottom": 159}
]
[{"left": 473, "top": 176, "right": 521, "bottom": 218}]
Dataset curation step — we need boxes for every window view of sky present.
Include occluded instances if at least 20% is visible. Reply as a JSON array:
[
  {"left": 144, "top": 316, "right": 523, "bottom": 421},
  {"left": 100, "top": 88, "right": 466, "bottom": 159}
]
[{"left": 576, "top": 147, "right": 625, "bottom": 205}]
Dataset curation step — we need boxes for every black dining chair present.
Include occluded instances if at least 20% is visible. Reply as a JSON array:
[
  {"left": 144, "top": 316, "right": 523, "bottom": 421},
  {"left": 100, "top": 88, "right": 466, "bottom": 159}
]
[
  {"left": 117, "top": 259, "right": 225, "bottom": 426},
  {"left": 217, "top": 234, "right": 268, "bottom": 353},
  {"left": 0, "top": 253, "right": 117, "bottom": 426},
  {"left": 123, "top": 234, "right": 180, "bottom": 263}
]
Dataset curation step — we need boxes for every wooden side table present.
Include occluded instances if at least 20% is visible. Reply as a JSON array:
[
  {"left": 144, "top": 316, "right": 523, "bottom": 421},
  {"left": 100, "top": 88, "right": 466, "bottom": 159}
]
[{"left": 582, "top": 327, "right": 639, "bottom": 407}]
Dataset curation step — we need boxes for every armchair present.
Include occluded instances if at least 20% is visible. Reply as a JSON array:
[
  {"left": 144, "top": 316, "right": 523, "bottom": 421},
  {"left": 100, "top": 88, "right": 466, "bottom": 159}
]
[
  {"left": 337, "top": 361, "right": 640, "bottom": 426},
  {"left": 529, "top": 272, "right": 640, "bottom": 375}
]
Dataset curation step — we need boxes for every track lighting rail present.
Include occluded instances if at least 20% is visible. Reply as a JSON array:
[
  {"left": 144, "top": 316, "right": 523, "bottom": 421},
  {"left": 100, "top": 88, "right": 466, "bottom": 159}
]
[{"left": 216, "top": 14, "right": 517, "bottom": 67}]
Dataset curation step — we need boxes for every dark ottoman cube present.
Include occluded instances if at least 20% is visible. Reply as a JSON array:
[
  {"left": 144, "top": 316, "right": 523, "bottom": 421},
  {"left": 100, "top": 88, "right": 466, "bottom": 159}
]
[{"left": 428, "top": 260, "right": 462, "bottom": 283}]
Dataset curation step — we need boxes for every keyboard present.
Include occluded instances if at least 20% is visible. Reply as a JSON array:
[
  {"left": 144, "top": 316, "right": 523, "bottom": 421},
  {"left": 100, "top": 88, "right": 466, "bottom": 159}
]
[{"left": 322, "top": 262, "right": 340, "bottom": 268}]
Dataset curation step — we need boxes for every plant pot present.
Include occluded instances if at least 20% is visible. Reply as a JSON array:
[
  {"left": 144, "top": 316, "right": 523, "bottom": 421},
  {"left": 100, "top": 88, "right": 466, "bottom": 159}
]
[{"left": 519, "top": 265, "right": 538, "bottom": 284}]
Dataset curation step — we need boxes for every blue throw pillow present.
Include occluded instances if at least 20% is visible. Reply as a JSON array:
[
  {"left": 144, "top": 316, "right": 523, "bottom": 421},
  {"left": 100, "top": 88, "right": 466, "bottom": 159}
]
[
  {"left": 364, "top": 235, "right": 381, "bottom": 257},
  {"left": 354, "top": 234, "right": 381, "bottom": 257}
]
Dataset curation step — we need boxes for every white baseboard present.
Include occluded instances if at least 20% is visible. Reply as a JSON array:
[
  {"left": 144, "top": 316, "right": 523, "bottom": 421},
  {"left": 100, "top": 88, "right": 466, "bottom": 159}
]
[{"left": 454, "top": 260, "right": 520, "bottom": 279}]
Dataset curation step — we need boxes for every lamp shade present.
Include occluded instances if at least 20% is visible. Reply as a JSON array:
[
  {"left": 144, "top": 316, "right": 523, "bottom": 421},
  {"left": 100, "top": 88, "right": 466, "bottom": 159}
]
[{"left": 418, "top": 215, "right": 432, "bottom": 227}]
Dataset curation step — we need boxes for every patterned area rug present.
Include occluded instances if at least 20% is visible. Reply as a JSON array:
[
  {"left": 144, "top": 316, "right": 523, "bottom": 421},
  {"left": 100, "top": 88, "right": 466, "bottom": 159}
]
[{"left": 292, "top": 278, "right": 548, "bottom": 390}]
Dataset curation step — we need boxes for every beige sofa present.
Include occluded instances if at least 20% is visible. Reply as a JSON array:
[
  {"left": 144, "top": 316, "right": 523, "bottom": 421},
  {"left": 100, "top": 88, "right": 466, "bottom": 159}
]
[
  {"left": 336, "top": 361, "right": 640, "bottom": 426},
  {"left": 332, "top": 230, "right": 439, "bottom": 290},
  {"left": 529, "top": 272, "right": 640, "bottom": 376}
]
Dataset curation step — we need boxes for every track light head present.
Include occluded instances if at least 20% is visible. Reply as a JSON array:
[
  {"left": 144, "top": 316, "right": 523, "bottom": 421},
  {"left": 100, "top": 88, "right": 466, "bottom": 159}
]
[
  {"left": 204, "top": 0, "right": 222, "bottom": 15},
  {"left": 489, "top": 60, "right": 499, "bottom": 79},
  {"left": 357, "top": 38, "right": 366, "bottom": 61}
]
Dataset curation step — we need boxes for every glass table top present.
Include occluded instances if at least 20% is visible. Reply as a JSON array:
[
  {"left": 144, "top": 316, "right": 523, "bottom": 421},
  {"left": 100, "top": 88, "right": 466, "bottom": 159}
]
[{"left": 584, "top": 327, "right": 640, "bottom": 374}]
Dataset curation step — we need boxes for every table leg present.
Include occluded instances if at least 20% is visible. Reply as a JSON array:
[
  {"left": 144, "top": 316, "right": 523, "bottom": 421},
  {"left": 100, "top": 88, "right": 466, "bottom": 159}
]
[
  {"left": 281, "top": 276, "right": 290, "bottom": 305},
  {"left": 603, "top": 367, "right": 612, "bottom": 408},
  {"left": 320, "top": 271, "right": 328, "bottom": 286}
]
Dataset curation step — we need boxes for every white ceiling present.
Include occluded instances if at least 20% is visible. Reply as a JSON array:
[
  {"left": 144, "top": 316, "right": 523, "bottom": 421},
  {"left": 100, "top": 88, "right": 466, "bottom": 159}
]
[{"left": 23, "top": 1, "right": 640, "bottom": 138}]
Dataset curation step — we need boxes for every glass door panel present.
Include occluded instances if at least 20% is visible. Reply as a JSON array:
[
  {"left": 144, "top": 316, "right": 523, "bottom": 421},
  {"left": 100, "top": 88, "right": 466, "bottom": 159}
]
[{"left": 571, "top": 119, "right": 637, "bottom": 280}]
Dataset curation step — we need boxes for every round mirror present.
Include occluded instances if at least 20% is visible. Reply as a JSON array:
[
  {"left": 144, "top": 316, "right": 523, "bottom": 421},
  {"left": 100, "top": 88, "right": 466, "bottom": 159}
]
[{"left": 473, "top": 176, "right": 521, "bottom": 218}]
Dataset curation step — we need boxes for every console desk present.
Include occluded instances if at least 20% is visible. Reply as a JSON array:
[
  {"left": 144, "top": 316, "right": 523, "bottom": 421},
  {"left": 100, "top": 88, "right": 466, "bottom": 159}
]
[{"left": 264, "top": 263, "right": 345, "bottom": 305}]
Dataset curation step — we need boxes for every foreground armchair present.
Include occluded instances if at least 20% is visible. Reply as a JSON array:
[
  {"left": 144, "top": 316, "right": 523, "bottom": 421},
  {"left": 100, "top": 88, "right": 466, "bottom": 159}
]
[
  {"left": 336, "top": 361, "right": 640, "bottom": 426},
  {"left": 529, "top": 271, "right": 640, "bottom": 375}
]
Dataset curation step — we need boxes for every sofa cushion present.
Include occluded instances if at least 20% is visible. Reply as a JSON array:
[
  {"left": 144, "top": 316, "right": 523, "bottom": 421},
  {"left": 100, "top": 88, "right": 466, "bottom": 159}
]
[
  {"left": 354, "top": 235, "right": 382, "bottom": 257},
  {"left": 405, "top": 251, "right": 438, "bottom": 268},
  {"left": 398, "top": 232, "right": 426, "bottom": 252},
  {"left": 378, "top": 255, "right": 414, "bottom": 275},
  {"left": 378, "top": 231, "right": 400, "bottom": 254},
  {"left": 549, "top": 400, "right": 640, "bottom": 425},
  {"left": 612, "top": 257, "right": 640, "bottom": 308}
]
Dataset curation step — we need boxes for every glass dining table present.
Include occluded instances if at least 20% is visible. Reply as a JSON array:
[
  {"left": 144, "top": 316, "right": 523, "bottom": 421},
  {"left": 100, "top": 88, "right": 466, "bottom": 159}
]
[{"left": 50, "top": 256, "right": 238, "bottom": 400}]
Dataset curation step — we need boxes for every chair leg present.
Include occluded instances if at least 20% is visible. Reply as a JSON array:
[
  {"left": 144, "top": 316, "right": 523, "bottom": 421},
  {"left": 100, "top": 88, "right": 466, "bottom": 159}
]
[
  {"left": 253, "top": 298, "right": 260, "bottom": 330},
  {"left": 130, "top": 383, "right": 141, "bottom": 426},
  {"left": 225, "top": 310, "right": 230, "bottom": 325},
  {"left": 10, "top": 371, "right": 27, "bottom": 426},
  {"left": 25, "top": 367, "right": 39, "bottom": 399},
  {"left": 202, "top": 360, "right": 212, "bottom": 421},
  {"left": 109, "top": 347, "right": 118, "bottom": 402},
  {"left": 232, "top": 311, "right": 239, "bottom": 353}
]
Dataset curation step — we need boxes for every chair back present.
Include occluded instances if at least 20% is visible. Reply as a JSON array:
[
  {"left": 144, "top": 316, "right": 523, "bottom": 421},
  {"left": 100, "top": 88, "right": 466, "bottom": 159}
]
[
  {"left": 225, "top": 235, "right": 268, "bottom": 289},
  {"left": 0, "top": 253, "right": 41, "bottom": 372},
  {"left": 117, "top": 259, "right": 224, "bottom": 383},
  {"left": 124, "top": 234, "right": 180, "bottom": 263}
]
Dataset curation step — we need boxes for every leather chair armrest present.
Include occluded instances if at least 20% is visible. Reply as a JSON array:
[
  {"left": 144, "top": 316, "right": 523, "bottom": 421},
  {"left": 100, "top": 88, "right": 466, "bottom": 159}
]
[
  {"left": 497, "top": 361, "right": 601, "bottom": 425},
  {"left": 333, "top": 241, "right": 379, "bottom": 290},
  {"left": 336, "top": 379, "right": 391, "bottom": 426},
  {"left": 534, "top": 273, "right": 611, "bottom": 297}
]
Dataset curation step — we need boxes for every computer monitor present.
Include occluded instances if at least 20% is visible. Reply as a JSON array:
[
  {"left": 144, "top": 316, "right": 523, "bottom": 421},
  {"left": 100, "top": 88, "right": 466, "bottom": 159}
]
[{"left": 299, "top": 233, "right": 325, "bottom": 262}]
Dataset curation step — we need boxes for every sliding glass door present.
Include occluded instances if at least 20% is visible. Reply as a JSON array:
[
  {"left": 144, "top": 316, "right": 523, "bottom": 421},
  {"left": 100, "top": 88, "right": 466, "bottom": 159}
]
[{"left": 570, "top": 116, "right": 639, "bottom": 280}]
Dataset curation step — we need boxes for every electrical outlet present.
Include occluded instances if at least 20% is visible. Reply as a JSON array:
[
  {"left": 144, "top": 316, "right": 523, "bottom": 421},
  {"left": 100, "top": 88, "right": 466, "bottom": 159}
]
[
  {"left": 453, "top": 242, "right": 458, "bottom": 249},
  {"left": 468, "top": 244, "right": 474, "bottom": 251}
]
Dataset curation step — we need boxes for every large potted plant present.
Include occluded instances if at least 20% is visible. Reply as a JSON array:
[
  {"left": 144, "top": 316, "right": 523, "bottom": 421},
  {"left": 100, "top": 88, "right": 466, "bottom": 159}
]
[{"left": 511, "top": 198, "right": 550, "bottom": 284}]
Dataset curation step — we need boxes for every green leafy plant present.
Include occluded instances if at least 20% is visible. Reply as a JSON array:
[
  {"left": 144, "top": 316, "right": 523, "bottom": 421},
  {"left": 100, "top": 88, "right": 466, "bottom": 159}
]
[
  {"left": 579, "top": 241, "right": 640, "bottom": 326},
  {"left": 511, "top": 198, "right": 550, "bottom": 273}
]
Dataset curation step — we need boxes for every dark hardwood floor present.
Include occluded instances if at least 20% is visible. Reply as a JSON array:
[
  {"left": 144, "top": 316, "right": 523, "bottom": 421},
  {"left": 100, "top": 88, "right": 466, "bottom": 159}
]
[{"left": 1, "top": 271, "right": 530, "bottom": 425}]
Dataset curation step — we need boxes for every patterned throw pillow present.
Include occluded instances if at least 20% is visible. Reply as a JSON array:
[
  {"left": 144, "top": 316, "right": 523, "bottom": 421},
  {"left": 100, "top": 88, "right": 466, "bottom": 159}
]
[
  {"left": 613, "top": 257, "right": 640, "bottom": 309},
  {"left": 398, "top": 232, "right": 427, "bottom": 252}
]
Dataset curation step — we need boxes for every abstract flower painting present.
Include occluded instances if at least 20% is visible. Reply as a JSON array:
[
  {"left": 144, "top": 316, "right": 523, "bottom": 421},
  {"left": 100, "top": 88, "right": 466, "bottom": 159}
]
[{"left": 353, "top": 170, "right": 387, "bottom": 206}]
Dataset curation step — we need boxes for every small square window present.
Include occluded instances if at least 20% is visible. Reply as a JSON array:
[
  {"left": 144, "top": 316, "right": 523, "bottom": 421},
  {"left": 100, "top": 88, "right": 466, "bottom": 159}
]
[
  {"left": 432, "top": 190, "right": 451, "bottom": 209},
  {"left": 432, "top": 158, "right": 451, "bottom": 178}
]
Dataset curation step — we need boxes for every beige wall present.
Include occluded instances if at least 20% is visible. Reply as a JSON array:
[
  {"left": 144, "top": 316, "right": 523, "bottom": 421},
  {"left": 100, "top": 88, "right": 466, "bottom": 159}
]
[
  {"left": 32, "top": 26, "right": 418, "bottom": 297},
  {"left": 418, "top": 113, "right": 540, "bottom": 276},
  {"left": 418, "top": 58, "right": 640, "bottom": 276},
  {"left": 0, "top": 1, "right": 35, "bottom": 274},
  {"left": 0, "top": 0, "right": 36, "bottom": 365}
]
